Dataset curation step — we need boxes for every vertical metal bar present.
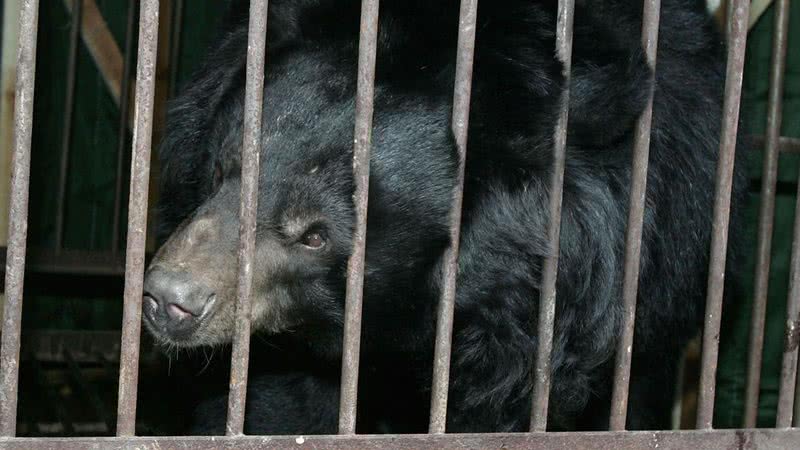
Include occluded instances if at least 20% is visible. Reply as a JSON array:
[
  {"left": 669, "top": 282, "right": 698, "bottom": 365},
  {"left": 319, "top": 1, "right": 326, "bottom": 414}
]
[
  {"left": 794, "top": 357, "right": 800, "bottom": 427},
  {"left": 777, "top": 168, "right": 800, "bottom": 427},
  {"left": 428, "top": 0, "right": 478, "bottom": 435},
  {"left": 168, "top": 0, "right": 184, "bottom": 99},
  {"left": 529, "top": 0, "right": 575, "bottom": 432},
  {"left": 111, "top": 0, "right": 138, "bottom": 254},
  {"left": 115, "top": 0, "right": 160, "bottom": 437},
  {"left": 743, "top": 0, "right": 791, "bottom": 429},
  {"left": 54, "top": 0, "right": 82, "bottom": 252},
  {"left": 695, "top": 0, "right": 749, "bottom": 430},
  {"left": 225, "top": 0, "right": 268, "bottom": 436},
  {"left": 338, "top": 0, "right": 380, "bottom": 435},
  {"left": 609, "top": 0, "right": 661, "bottom": 431},
  {"left": 0, "top": 0, "right": 39, "bottom": 437}
]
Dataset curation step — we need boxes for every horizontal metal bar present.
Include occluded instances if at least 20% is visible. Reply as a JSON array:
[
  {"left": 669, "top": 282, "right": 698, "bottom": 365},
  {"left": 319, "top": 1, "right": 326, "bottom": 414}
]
[
  {"left": 18, "top": 331, "right": 158, "bottom": 364},
  {"left": 22, "top": 331, "right": 122, "bottom": 364},
  {"left": 0, "top": 247, "right": 135, "bottom": 277},
  {"left": 749, "top": 135, "right": 800, "bottom": 154},
  {"left": 1, "top": 429, "right": 800, "bottom": 449}
]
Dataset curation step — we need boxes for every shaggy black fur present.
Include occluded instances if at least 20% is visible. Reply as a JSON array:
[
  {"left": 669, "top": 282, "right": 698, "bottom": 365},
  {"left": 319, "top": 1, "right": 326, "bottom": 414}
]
[{"left": 151, "top": 0, "right": 748, "bottom": 434}]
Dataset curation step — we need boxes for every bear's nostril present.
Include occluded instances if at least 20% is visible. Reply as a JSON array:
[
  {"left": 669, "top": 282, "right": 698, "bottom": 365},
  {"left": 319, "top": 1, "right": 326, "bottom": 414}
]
[
  {"left": 145, "top": 296, "right": 158, "bottom": 312},
  {"left": 166, "top": 302, "right": 194, "bottom": 320}
]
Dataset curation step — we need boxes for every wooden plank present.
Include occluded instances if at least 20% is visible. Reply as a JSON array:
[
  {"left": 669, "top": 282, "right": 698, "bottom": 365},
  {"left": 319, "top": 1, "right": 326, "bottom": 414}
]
[{"left": 62, "top": 0, "right": 123, "bottom": 104}]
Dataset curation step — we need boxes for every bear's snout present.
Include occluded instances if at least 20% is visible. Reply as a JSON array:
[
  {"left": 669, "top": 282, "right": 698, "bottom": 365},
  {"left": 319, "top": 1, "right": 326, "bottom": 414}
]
[{"left": 143, "top": 266, "right": 217, "bottom": 338}]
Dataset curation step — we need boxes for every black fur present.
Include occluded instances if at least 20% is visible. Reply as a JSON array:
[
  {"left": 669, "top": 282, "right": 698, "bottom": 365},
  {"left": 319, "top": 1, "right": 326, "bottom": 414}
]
[{"left": 153, "top": 0, "right": 748, "bottom": 433}]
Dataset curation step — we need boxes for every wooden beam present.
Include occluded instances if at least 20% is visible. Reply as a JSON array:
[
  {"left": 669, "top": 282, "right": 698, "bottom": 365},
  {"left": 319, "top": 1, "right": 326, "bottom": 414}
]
[
  {"left": 749, "top": 0, "right": 775, "bottom": 29},
  {"left": 62, "top": 0, "right": 123, "bottom": 105}
]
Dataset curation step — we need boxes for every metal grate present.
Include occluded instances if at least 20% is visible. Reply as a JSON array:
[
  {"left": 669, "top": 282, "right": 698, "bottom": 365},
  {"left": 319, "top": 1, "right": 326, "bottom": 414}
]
[{"left": 1, "top": 0, "right": 799, "bottom": 447}]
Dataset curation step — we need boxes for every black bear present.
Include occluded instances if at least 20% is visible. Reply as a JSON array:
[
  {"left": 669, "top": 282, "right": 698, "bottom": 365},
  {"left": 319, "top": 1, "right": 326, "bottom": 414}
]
[{"left": 142, "top": 0, "right": 748, "bottom": 434}]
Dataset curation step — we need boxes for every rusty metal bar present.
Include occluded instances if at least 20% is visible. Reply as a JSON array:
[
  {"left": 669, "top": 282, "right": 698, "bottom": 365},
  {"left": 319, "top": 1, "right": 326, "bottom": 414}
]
[
  {"left": 53, "top": 0, "right": 82, "bottom": 252},
  {"left": 750, "top": 135, "right": 800, "bottom": 154},
  {"left": 428, "top": 0, "right": 478, "bottom": 434},
  {"left": 225, "top": 0, "right": 269, "bottom": 437},
  {"left": 111, "top": 0, "right": 138, "bottom": 254},
  {"left": 776, "top": 175, "right": 800, "bottom": 427},
  {"left": 743, "top": 0, "right": 791, "bottom": 429},
  {"left": 529, "top": 0, "right": 575, "bottom": 432},
  {"left": 695, "top": 0, "right": 750, "bottom": 430},
  {"left": 3, "top": 429, "right": 800, "bottom": 449},
  {"left": 609, "top": 0, "right": 661, "bottom": 431},
  {"left": 21, "top": 331, "right": 126, "bottom": 363},
  {"left": 0, "top": 0, "right": 40, "bottom": 436},
  {"left": 338, "top": 0, "right": 380, "bottom": 435},
  {"left": 115, "top": 0, "right": 160, "bottom": 437},
  {"left": 794, "top": 359, "right": 800, "bottom": 427},
  {"left": 0, "top": 247, "right": 131, "bottom": 277},
  {"left": 776, "top": 137, "right": 800, "bottom": 154}
]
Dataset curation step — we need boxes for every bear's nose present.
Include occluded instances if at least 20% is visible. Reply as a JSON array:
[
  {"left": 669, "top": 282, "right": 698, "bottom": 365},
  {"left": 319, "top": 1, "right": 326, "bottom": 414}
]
[{"left": 143, "top": 267, "right": 215, "bottom": 328}]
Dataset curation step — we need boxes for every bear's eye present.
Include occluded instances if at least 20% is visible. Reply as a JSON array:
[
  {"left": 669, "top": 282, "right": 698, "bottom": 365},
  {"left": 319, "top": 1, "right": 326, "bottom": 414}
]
[
  {"left": 300, "top": 231, "right": 326, "bottom": 250},
  {"left": 212, "top": 163, "right": 223, "bottom": 191}
]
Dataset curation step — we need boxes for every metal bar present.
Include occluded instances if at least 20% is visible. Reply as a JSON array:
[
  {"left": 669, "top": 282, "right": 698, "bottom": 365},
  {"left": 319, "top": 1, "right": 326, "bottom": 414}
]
[
  {"left": 225, "top": 0, "right": 269, "bottom": 437},
  {"left": 743, "top": 0, "right": 790, "bottom": 429},
  {"left": 749, "top": 135, "right": 800, "bottom": 154},
  {"left": 338, "top": 0, "right": 380, "bottom": 435},
  {"left": 111, "top": 0, "right": 138, "bottom": 254},
  {"left": 3, "top": 429, "right": 800, "bottom": 449},
  {"left": 115, "top": 0, "right": 160, "bottom": 437},
  {"left": 529, "top": 0, "right": 575, "bottom": 432},
  {"left": 794, "top": 357, "right": 800, "bottom": 427},
  {"left": 20, "top": 331, "right": 130, "bottom": 364},
  {"left": 168, "top": 0, "right": 184, "bottom": 99},
  {"left": 609, "top": 0, "right": 661, "bottom": 431},
  {"left": 428, "top": 0, "right": 478, "bottom": 434},
  {"left": 0, "top": 247, "right": 131, "bottom": 277},
  {"left": 776, "top": 173, "right": 800, "bottom": 427},
  {"left": 695, "top": 0, "right": 750, "bottom": 430},
  {"left": 0, "top": 0, "right": 40, "bottom": 437},
  {"left": 54, "top": 0, "right": 82, "bottom": 253}
]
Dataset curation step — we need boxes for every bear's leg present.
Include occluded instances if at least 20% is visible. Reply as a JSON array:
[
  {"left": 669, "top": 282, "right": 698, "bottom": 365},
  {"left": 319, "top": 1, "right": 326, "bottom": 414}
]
[{"left": 190, "top": 372, "right": 339, "bottom": 435}]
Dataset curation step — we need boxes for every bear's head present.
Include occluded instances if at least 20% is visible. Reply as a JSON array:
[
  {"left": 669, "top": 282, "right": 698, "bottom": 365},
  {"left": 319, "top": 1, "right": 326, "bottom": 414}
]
[{"left": 142, "top": 27, "right": 458, "bottom": 355}]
